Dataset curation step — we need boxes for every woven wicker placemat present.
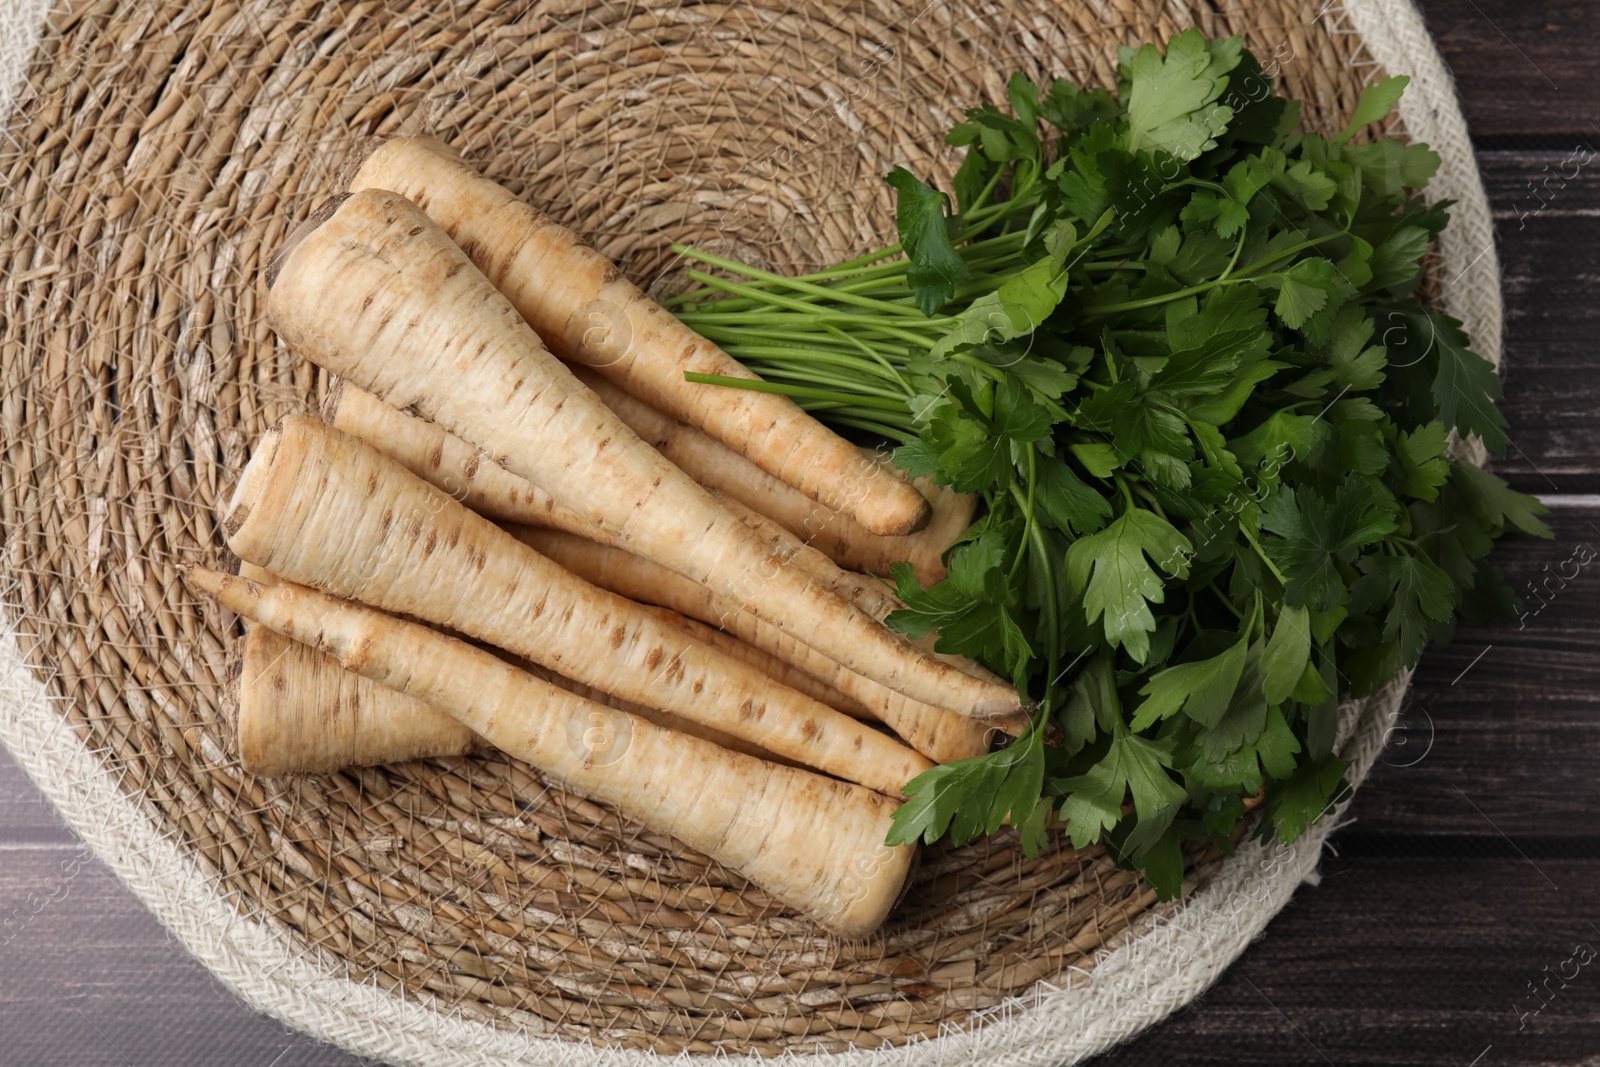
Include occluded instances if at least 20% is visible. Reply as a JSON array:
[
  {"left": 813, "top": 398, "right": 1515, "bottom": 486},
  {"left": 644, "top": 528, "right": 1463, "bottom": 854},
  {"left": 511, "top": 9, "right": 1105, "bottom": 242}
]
[{"left": 0, "top": 0, "right": 1497, "bottom": 1062}]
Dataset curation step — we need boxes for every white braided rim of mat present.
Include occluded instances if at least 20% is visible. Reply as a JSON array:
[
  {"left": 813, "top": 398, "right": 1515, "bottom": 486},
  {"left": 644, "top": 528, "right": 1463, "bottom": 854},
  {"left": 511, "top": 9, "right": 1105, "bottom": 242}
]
[{"left": 0, "top": 0, "right": 1498, "bottom": 1063}]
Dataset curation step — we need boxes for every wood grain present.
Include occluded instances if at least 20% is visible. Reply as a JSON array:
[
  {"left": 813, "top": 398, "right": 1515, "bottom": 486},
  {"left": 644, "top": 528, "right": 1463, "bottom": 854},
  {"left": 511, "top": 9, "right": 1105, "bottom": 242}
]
[
  {"left": 1094, "top": 857, "right": 1600, "bottom": 1065},
  {"left": 1420, "top": 1, "right": 1597, "bottom": 138},
  {"left": 1480, "top": 151, "right": 1600, "bottom": 494}
]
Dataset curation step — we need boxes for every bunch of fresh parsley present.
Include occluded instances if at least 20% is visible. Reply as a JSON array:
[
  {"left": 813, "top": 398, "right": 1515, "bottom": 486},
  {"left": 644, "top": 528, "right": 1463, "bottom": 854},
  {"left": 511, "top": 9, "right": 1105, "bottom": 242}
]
[{"left": 670, "top": 30, "right": 1549, "bottom": 897}]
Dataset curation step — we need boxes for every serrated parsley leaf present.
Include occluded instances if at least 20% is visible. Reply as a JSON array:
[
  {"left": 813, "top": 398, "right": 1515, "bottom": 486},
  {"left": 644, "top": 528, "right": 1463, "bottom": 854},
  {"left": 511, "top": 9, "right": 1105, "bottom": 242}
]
[
  {"left": 1448, "top": 460, "right": 1553, "bottom": 538},
  {"left": 1119, "top": 30, "right": 1242, "bottom": 160},
  {"left": 1260, "top": 605, "right": 1311, "bottom": 705},
  {"left": 1261, "top": 481, "right": 1398, "bottom": 608},
  {"left": 890, "top": 438, "right": 943, "bottom": 479},
  {"left": 1342, "top": 139, "right": 1441, "bottom": 200},
  {"left": 1367, "top": 225, "right": 1431, "bottom": 292},
  {"left": 1321, "top": 307, "right": 1388, "bottom": 391},
  {"left": 928, "top": 238, "right": 1072, "bottom": 360},
  {"left": 887, "top": 532, "right": 1033, "bottom": 672},
  {"left": 1040, "top": 77, "right": 1119, "bottom": 133},
  {"left": 1037, "top": 460, "right": 1113, "bottom": 535},
  {"left": 1131, "top": 632, "right": 1248, "bottom": 729},
  {"left": 1335, "top": 75, "right": 1409, "bottom": 143},
  {"left": 1058, "top": 729, "right": 1187, "bottom": 849},
  {"left": 1393, "top": 420, "right": 1451, "bottom": 501},
  {"left": 886, "top": 167, "right": 971, "bottom": 315},
  {"left": 1425, "top": 309, "right": 1509, "bottom": 454},
  {"left": 1268, "top": 257, "right": 1338, "bottom": 329},
  {"left": 1066, "top": 508, "right": 1193, "bottom": 662},
  {"left": 1266, "top": 755, "right": 1349, "bottom": 844},
  {"left": 1070, "top": 442, "right": 1122, "bottom": 479},
  {"left": 1348, "top": 552, "right": 1457, "bottom": 664}
]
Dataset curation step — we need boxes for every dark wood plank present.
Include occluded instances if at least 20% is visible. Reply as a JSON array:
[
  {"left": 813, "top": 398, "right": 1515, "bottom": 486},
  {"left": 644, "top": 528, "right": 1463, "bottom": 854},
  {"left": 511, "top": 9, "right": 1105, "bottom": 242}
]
[
  {"left": 1342, "top": 503, "right": 1600, "bottom": 839},
  {"left": 0, "top": 793, "right": 371, "bottom": 1066},
  {"left": 1479, "top": 150, "right": 1600, "bottom": 492},
  {"left": 1091, "top": 855, "right": 1600, "bottom": 1065},
  {"left": 1418, "top": 1, "right": 1599, "bottom": 139}
]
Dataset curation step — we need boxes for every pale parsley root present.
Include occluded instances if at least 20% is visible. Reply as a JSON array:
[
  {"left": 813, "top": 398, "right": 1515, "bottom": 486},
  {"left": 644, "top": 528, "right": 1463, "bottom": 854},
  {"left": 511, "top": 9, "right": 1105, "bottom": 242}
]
[
  {"left": 264, "top": 188, "right": 1023, "bottom": 721},
  {"left": 670, "top": 30, "right": 1551, "bottom": 897}
]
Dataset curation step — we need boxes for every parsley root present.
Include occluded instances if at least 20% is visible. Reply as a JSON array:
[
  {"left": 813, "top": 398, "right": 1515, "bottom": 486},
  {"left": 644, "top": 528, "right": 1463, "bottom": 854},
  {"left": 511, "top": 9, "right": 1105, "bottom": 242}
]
[
  {"left": 224, "top": 416, "right": 932, "bottom": 796},
  {"left": 265, "top": 191, "right": 1020, "bottom": 720},
  {"left": 509, "top": 526, "right": 1012, "bottom": 764},
  {"left": 324, "top": 380, "right": 1003, "bottom": 698},
  {"left": 571, "top": 365, "right": 975, "bottom": 584},
  {"left": 184, "top": 565, "right": 915, "bottom": 937},
  {"left": 233, "top": 564, "right": 786, "bottom": 773},
  {"left": 349, "top": 135, "right": 931, "bottom": 537}
]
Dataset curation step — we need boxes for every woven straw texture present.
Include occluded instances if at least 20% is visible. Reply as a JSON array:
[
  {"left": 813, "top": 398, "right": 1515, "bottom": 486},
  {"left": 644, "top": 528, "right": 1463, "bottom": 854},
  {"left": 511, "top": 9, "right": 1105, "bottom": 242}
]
[{"left": 0, "top": 0, "right": 1497, "bottom": 1063}]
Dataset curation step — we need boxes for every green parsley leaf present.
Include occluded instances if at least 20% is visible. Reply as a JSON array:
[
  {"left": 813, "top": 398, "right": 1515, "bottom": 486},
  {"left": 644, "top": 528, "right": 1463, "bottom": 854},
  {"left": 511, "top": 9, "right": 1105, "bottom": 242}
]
[
  {"left": 1066, "top": 507, "right": 1193, "bottom": 662},
  {"left": 886, "top": 167, "right": 971, "bottom": 315},
  {"left": 1070, "top": 442, "right": 1123, "bottom": 479},
  {"left": 1119, "top": 30, "right": 1242, "bottom": 160},
  {"left": 1131, "top": 632, "right": 1248, "bottom": 729},
  {"left": 1057, "top": 728, "right": 1188, "bottom": 849},
  {"left": 1037, "top": 460, "right": 1113, "bottom": 535},
  {"left": 1393, "top": 420, "right": 1451, "bottom": 501},
  {"left": 1265, "top": 755, "right": 1349, "bottom": 843},
  {"left": 1260, "top": 605, "right": 1311, "bottom": 705},
  {"left": 1335, "top": 75, "right": 1409, "bottom": 144},
  {"left": 1348, "top": 552, "right": 1456, "bottom": 664},
  {"left": 1448, "top": 460, "right": 1553, "bottom": 538},
  {"left": 1267, "top": 256, "right": 1338, "bottom": 329},
  {"left": 928, "top": 243, "right": 1071, "bottom": 360},
  {"left": 1261, "top": 481, "right": 1398, "bottom": 608}
]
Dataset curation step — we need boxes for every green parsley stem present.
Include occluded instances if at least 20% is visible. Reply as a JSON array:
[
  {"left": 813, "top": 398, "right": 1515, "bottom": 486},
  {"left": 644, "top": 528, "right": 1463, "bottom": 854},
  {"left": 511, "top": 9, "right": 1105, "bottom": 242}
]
[
  {"left": 1009, "top": 471, "right": 1061, "bottom": 678},
  {"left": 1115, "top": 474, "right": 1136, "bottom": 512},
  {"left": 1220, "top": 223, "right": 1248, "bottom": 280},
  {"left": 821, "top": 322, "right": 913, "bottom": 390},
  {"left": 702, "top": 345, "right": 908, "bottom": 385},
  {"left": 1009, "top": 448, "right": 1039, "bottom": 583},
  {"left": 1238, "top": 521, "right": 1288, "bottom": 584},
  {"left": 1208, "top": 581, "right": 1245, "bottom": 620},
  {"left": 949, "top": 352, "right": 1007, "bottom": 383},
  {"left": 960, "top": 165, "right": 1010, "bottom": 216},
  {"left": 750, "top": 365, "right": 910, "bottom": 400},
  {"left": 1080, "top": 277, "right": 1244, "bottom": 316},
  {"left": 673, "top": 251, "right": 933, "bottom": 319},
  {"left": 1081, "top": 230, "right": 1351, "bottom": 316},
  {"left": 682, "top": 371, "right": 910, "bottom": 411},
  {"left": 820, "top": 413, "right": 918, "bottom": 442},
  {"left": 678, "top": 269, "right": 932, "bottom": 321},
  {"left": 682, "top": 313, "right": 946, "bottom": 349},
  {"left": 768, "top": 196, "right": 1034, "bottom": 282}
]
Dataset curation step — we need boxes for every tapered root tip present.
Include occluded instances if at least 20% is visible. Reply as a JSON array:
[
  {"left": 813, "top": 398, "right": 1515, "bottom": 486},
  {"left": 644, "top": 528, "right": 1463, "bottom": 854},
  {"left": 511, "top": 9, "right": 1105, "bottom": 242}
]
[
  {"left": 896, "top": 496, "right": 934, "bottom": 536},
  {"left": 970, "top": 694, "right": 1028, "bottom": 723},
  {"left": 349, "top": 135, "right": 465, "bottom": 196},
  {"left": 178, "top": 563, "right": 224, "bottom": 601},
  {"left": 224, "top": 423, "right": 287, "bottom": 544},
  {"left": 320, "top": 377, "right": 349, "bottom": 424},
  {"left": 989, "top": 710, "right": 1032, "bottom": 738},
  {"left": 862, "top": 493, "right": 931, "bottom": 537},
  {"left": 265, "top": 193, "right": 353, "bottom": 290}
]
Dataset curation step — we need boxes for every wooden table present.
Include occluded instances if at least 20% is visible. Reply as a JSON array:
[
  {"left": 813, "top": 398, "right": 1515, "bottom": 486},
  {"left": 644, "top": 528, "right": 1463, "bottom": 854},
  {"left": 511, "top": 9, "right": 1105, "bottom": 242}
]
[{"left": 3, "top": 2, "right": 1597, "bottom": 1062}]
